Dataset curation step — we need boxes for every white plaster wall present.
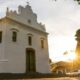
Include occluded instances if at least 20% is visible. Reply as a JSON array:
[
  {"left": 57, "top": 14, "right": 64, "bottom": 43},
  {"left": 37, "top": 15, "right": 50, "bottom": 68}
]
[
  {"left": 4, "top": 21, "right": 50, "bottom": 73},
  {"left": 0, "top": 22, "right": 8, "bottom": 73}
]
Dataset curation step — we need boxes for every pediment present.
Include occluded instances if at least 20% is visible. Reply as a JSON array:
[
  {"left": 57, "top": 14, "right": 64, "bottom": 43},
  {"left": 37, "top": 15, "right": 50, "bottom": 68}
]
[{"left": 6, "top": 4, "right": 46, "bottom": 32}]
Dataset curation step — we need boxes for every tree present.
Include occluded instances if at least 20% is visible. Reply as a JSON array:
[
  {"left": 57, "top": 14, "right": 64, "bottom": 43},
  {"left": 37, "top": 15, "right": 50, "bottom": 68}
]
[{"left": 53, "top": 0, "right": 80, "bottom": 4}]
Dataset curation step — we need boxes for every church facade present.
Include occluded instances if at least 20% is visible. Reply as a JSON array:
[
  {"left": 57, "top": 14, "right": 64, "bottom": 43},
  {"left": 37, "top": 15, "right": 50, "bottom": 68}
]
[{"left": 0, "top": 4, "right": 50, "bottom": 73}]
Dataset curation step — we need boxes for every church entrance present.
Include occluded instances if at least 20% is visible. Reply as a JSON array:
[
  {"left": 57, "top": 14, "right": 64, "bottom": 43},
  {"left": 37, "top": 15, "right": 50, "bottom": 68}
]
[{"left": 26, "top": 48, "right": 36, "bottom": 72}]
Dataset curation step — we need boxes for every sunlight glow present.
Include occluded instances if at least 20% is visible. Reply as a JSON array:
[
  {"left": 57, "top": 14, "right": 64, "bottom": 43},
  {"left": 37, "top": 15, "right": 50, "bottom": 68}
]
[
  {"left": 49, "top": 35, "right": 77, "bottom": 62},
  {"left": 65, "top": 51, "right": 77, "bottom": 61}
]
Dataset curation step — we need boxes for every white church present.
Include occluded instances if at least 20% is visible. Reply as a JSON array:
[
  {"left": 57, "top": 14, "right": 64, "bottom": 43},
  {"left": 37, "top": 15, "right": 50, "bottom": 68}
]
[{"left": 0, "top": 3, "right": 50, "bottom": 73}]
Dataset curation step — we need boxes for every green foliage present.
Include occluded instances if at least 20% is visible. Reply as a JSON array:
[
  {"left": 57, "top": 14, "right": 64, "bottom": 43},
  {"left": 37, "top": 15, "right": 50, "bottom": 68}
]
[
  {"left": 74, "top": 0, "right": 80, "bottom": 4},
  {"left": 53, "top": 0, "right": 80, "bottom": 5}
]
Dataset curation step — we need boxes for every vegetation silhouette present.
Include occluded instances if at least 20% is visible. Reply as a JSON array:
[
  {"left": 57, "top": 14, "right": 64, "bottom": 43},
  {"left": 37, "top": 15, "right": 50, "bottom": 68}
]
[
  {"left": 52, "top": 0, "right": 80, "bottom": 4},
  {"left": 75, "top": 29, "right": 80, "bottom": 69}
]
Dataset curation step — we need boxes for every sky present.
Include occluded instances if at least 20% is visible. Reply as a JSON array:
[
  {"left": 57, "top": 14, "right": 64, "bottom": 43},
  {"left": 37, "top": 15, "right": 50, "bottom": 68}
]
[{"left": 0, "top": 0, "right": 80, "bottom": 62}]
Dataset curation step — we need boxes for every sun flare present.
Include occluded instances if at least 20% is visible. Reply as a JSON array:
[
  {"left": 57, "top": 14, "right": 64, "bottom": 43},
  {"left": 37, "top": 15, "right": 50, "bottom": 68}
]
[
  {"left": 49, "top": 36, "right": 77, "bottom": 62},
  {"left": 64, "top": 51, "right": 77, "bottom": 61}
]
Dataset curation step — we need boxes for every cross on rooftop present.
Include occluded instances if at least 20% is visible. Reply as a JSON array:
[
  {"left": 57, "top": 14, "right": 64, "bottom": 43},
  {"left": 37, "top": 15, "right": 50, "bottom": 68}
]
[{"left": 27, "top": 1, "right": 29, "bottom": 5}]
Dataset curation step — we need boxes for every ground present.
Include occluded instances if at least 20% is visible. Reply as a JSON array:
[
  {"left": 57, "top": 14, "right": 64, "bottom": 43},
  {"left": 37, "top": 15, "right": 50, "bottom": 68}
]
[{"left": 18, "top": 77, "right": 79, "bottom": 80}]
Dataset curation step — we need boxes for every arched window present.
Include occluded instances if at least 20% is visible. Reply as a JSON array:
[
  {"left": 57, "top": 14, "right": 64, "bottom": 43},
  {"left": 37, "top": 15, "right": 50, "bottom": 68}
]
[
  {"left": 28, "top": 36, "right": 32, "bottom": 45},
  {"left": 0, "top": 31, "right": 2, "bottom": 43},
  {"left": 27, "top": 33, "right": 33, "bottom": 46},
  {"left": 41, "top": 38, "right": 45, "bottom": 49},
  {"left": 10, "top": 28, "right": 19, "bottom": 42},
  {"left": 12, "top": 31, "right": 17, "bottom": 42}
]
